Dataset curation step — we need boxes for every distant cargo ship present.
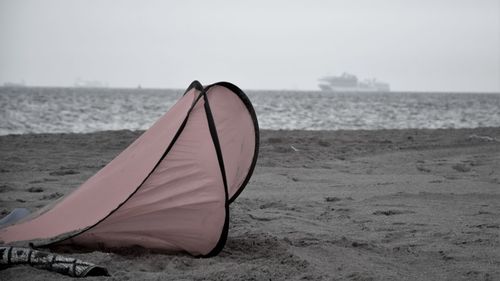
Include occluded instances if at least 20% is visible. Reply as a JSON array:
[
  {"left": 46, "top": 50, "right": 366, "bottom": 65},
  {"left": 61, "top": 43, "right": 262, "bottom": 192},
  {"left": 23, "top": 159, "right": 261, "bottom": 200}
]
[{"left": 318, "top": 73, "right": 390, "bottom": 92}]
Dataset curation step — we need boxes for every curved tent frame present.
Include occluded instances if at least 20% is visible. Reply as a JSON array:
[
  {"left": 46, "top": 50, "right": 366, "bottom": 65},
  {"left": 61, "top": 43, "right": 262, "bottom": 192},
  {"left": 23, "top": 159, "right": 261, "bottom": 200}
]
[{"left": 0, "top": 81, "right": 259, "bottom": 257}]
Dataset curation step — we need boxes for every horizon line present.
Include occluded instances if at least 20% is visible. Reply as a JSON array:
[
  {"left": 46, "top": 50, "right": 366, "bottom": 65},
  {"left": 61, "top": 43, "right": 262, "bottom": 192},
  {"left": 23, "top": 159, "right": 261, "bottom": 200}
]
[{"left": 1, "top": 84, "right": 500, "bottom": 95}]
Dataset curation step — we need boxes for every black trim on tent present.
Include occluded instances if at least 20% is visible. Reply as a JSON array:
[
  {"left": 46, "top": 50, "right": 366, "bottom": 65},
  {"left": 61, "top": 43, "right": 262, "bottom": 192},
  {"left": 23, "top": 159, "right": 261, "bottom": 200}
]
[
  {"left": 204, "top": 82, "right": 260, "bottom": 204},
  {"left": 198, "top": 82, "right": 259, "bottom": 256},
  {"left": 198, "top": 90, "right": 230, "bottom": 258},
  {"left": 184, "top": 80, "right": 204, "bottom": 95}
]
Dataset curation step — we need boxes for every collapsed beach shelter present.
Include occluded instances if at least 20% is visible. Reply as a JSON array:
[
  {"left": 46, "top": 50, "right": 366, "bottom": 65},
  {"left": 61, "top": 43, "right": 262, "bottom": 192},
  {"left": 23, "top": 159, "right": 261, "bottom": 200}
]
[{"left": 0, "top": 81, "right": 259, "bottom": 257}]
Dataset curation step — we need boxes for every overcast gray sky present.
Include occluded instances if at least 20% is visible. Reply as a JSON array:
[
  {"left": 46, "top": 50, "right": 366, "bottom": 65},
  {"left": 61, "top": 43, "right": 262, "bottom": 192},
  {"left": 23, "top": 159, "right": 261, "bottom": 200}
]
[{"left": 0, "top": 0, "right": 499, "bottom": 92}]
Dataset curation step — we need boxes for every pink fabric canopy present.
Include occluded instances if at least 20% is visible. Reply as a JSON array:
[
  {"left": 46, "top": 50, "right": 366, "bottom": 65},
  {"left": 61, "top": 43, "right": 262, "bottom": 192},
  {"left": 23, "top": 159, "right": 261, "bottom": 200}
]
[{"left": 0, "top": 81, "right": 259, "bottom": 257}]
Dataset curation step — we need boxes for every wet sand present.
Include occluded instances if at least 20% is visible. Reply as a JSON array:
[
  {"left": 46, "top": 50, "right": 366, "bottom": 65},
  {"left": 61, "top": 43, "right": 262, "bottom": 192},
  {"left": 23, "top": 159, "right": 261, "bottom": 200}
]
[{"left": 1, "top": 128, "right": 499, "bottom": 280}]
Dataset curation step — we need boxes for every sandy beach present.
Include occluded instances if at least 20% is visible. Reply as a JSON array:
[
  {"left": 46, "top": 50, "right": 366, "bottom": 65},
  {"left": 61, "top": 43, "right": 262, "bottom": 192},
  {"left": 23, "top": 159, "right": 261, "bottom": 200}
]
[{"left": 1, "top": 128, "right": 499, "bottom": 280}]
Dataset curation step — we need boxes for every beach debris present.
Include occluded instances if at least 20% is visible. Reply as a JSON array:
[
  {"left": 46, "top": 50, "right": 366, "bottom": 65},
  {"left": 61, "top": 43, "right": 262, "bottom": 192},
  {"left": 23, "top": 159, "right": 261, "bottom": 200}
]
[
  {"left": 0, "top": 246, "right": 109, "bottom": 277},
  {"left": 290, "top": 145, "right": 300, "bottom": 152},
  {"left": 467, "top": 134, "right": 499, "bottom": 142}
]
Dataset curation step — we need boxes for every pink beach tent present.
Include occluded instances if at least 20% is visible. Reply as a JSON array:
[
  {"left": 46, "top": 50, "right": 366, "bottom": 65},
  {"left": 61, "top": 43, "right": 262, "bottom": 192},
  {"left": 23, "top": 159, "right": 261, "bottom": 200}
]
[{"left": 0, "top": 81, "right": 259, "bottom": 257}]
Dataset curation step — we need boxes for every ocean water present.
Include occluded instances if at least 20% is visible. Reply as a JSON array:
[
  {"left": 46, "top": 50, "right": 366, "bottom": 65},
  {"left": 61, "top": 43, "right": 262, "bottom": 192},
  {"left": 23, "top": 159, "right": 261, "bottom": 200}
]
[{"left": 1, "top": 87, "right": 499, "bottom": 135}]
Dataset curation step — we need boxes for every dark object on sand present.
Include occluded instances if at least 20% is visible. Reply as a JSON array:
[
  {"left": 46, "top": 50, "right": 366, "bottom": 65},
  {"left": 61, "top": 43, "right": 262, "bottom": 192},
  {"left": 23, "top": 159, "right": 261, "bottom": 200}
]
[{"left": 0, "top": 246, "right": 109, "bottom": 277}]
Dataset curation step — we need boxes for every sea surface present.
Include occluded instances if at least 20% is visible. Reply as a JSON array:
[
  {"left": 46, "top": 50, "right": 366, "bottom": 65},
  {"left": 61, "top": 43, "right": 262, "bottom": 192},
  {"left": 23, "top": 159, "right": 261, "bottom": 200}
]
[{"left": 1, "top": 87, "right": 500, "bottom": 135}]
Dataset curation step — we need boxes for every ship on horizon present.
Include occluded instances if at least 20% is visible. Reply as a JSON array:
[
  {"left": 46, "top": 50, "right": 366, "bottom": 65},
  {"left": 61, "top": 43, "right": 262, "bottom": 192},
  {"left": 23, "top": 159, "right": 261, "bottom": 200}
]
[{"left": 318, "top": 73, "right": 390, "bottom": 92}]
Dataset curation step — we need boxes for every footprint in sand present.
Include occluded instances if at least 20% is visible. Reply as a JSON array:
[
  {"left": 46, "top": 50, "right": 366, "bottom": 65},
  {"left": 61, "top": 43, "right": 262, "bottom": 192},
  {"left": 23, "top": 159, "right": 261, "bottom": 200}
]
[
  {"left": 373, "top": 210, "right": 415, "bottom": 216},
  {"left": 49, "top": 169, "right": 79, "bottom": 176},
  {"left": 248, "top": 213, "right": 279, "bottom": 221},
  {"left": 259, "top": 201, "right": 288, "bottom": 210},
  {"left": 0, "top": 184, "right": 12, "bottom": 193},
  {"left": 29, "top": 178, "right": 58, "bottom": 184},
  {"left": 40, "top": 192, "right": 63, "bottom": 200},
  {"left": 267, "top": 137, "right": 283, "bottom": 144},
  {"left": 416, "top": 164, "right": 431, "bottom": 173},
  {"left": 27, "top": 187, "right": 44, "bottom": 193},
  {"left": 438, "top": 250, "right": 454, "bottom": 261},
  {"left": 324, "top": 196, "right": 342, "bottom": 202},
  {"left": 452, "top": 163, "right": 471, "bottom": 173},
  {"left": 324, "top": 196, "right": 354, "bottom": 202},
  {"left": 472, "top": 223, "right": 499, "bottom": 229}
]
